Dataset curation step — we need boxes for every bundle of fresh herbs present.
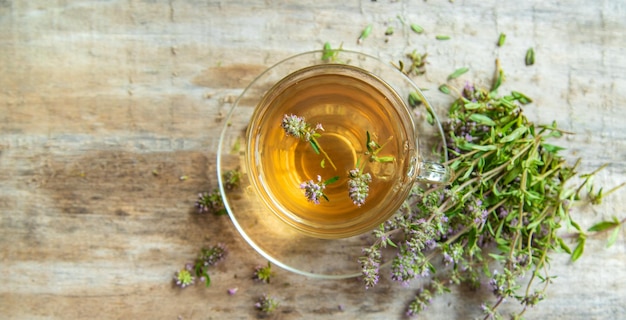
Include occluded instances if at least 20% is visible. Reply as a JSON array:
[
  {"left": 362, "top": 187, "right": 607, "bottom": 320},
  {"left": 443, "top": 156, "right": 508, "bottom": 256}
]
[{"left": 357, "top": 59, "right": 624, "bottom": 318}]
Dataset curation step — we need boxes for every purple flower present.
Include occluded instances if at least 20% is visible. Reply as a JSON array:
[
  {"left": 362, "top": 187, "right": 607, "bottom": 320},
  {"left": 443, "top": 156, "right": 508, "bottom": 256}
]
[
  {"left": 227, "top": 287, "right": 238, "bottom": 295},
  {"left": 359, "top": 247, "right": 381, "bottom": 289},
  {"left": 348, "top": 168, "right": 372, "bottom": 207},
  {"left": 281, "top": 114, "right": 321, "bottom": 142},
  {"left": 255, "top": 294, "right": 279, "bottom": 313},
  {"left": 300, "top": 175, "right": 327, "bottom": 204},
  {"left": 497, "top": 206, "right": 509, "bottom": 218},
  {"left": 200, "top": 243, "right": 227, "bottom": 266}
]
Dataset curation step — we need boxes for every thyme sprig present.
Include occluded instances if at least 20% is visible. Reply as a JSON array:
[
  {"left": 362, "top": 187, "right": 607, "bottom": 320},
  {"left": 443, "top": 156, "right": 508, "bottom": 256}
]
[
  {"left": 359, "top": 81, "right": 624, "bottom": 318},
  {"left": 281, "top": 113, "right": 337, "bottom": 170}
]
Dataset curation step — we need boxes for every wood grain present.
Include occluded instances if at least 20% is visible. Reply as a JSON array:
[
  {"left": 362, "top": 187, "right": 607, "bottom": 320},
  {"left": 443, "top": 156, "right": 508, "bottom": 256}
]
[{"left": 1, "top": 0, "right": 625, "bottom": 319}]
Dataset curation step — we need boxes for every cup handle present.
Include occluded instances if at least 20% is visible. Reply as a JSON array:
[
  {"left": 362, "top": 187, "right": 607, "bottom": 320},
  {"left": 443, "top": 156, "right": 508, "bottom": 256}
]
[{"left": 416, "top": 161, "right": 451, "bottom": 185}]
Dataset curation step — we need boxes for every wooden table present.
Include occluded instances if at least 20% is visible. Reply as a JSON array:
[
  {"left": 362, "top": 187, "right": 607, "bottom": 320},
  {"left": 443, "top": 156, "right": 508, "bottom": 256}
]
[{"left": 1, "top": 1, "right": 625, "bottom": 319}]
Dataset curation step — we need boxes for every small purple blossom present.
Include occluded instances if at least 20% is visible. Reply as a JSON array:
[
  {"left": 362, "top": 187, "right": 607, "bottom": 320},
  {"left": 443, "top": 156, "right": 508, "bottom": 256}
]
[
  {"left": 195, "top": 190, "right": 226, "bottom": 215},
  {"left": 489, "top": 270, "right": 509, "bottom": 300},
  {"left": 497, "top": 206, "right": 509, "bottom": 219},
  {"left": 227, "top": 287, "right": 238, "bottom": 295},
  {"left": 281, "top": 114, "right": 321, "bottom": 142},
  {"left": 348, "top": 168, "right": 372, "bottom": 207},
  {"left": 359, "top": 247, "right": 381, "bottom": 289},
  {"left": 300, "top": 175, "right": 327, "bottom": 204},
  {"left": 255, "top": 294, "right": 279, "bottom": 313},
  {"left": 199, "top": 243, "right": 227, "bottom": 266},
  {"left": 406, "top": 288, "right": 433, "bottom": 317}
]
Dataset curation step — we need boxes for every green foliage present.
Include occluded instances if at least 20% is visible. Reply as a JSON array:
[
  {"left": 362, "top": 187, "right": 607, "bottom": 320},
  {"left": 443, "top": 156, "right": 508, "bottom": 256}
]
[{"left": 359, "top": 77, "right": 624, "bottom": 318}]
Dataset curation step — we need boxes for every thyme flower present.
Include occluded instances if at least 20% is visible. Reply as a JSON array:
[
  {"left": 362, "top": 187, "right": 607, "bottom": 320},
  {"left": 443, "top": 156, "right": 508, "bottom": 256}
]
[
  {"left": 252, "top": 261, "right": 273, "bottom": 283},
  {"left": 300, "top": 175, "right": 327, "bottom": 204},
  {"left": 199, "top": 243, "right": 227, "bottom": 266},
  {"left": 255, "top": 294, "right": 279, "bottom": 313},
  {"left": 348, "top": 168, "right": 372, "bottom": 207},
  {"left": 222, "top": 168, "right": 242, "bottom": 190},
  {"left": 406, "top": 288, "right": 432, "bottom": 317},
  {"left": 174, "top": 263, "right": 195, "bottom": 288},
  {"left": 281, "top": 114, "right": 337, "bottom": 170},
  {"left": 281, "top": 114, "right": 320, "bottom": 141},
  {"left": 195, "top": 190, "right": 226, "bottom": 215},
  {"left": 358, "top": 246, "right": 381, "bottom": 289}
]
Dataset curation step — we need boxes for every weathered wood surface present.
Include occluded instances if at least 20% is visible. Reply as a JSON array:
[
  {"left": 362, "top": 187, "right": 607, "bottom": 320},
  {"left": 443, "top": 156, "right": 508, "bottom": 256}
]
[{"left": 1, "top": 0, "right": 625, "bottom": 319}]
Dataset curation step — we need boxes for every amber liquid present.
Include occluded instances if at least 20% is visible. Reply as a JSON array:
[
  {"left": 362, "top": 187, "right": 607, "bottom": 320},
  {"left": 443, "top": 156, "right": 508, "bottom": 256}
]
[{"left": 247, "top": 65, "right": 415, "bottom": 238}]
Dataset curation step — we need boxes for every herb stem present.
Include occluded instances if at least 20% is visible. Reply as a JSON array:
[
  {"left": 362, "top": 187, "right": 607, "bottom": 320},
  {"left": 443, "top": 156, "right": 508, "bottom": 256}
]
[{"left": 311, "top": 137, "right": 337, "bottom": 170}]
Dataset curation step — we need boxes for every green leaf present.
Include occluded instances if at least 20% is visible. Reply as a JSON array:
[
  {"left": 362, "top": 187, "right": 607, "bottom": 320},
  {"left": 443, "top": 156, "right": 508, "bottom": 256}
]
[
  {"left": 408, "top": 91, "right": 422, "bottom": 108},
  {"left": 500, "top": 127, "right": 527, "bottom": 143},
  {"left": 204, "top": 272, "right": 212, "bottom": 287},
  {"left": 489, "top": 253, "right": 505, "bottom": 261},
  {"left": 511, "top": 91, "right": 533, "bottom": 104},
  {"left": 309, "top": 139, "right": 321, "bottom": 154},
  {"left": 463, "top": 143, "right": 497, "bottom": 151},
  {"left": 438, "top": 84, "right": 451, "bottom": 94},
  {"left": 607, "top": 226, "right": 620, "bottom": 247},
  {"left": 425, "top": 109, "right": 435, "bottom": 125},
  {"left": 375, "top": 156, "right": 395, "bottom": 163},
  {"left": 324, "top": 176, "right": 340, "bottom": 185},
  {"left": 525, "top": 47, "right": 535, "bottom": 66},
  {"left": 410, "top": 24, "right": 424, "bottom": 34},
  {"left": 448, "top": 67, "right": 469, "bottom": 80},
  {"left": 571, "top": 237, "right": 585, "bottom": 262},
  {"left": 557, "top": 237, "right": 572, "bottom": 254},
  {"left": 588, "top": 220, "right": 618, "bottom": 232},
  {"left": 366, "top": 131, "right": 372, "bottom": 153},
  {"left": 497, "top": 33, "right": 506, "bottom": 47},
  {"left": 320, "top": 159, "right": 325, "bottom": 168},
  {"left": 322, "top": 42, "right": 333, "bottom": 61},
  {"left": 542, "top": 143, "right": 566, "bottom": 154},
  {"left": 492, "top": 68, "right": 504, "bottom": 92},
  {"left": 463, "top": 102, "right": 483, "bottom": 110},
  {"left": 386, "top": 238, "right": 398, "bottom": 248},
  {"left": 436, "top": 35, "right": 451, "bottom": 40},
  {"left": 358, "top": 24, "right": 372, "bottom": 43},
  {"left": 469, "top": 113, "right": 496, "bottom": 126}
]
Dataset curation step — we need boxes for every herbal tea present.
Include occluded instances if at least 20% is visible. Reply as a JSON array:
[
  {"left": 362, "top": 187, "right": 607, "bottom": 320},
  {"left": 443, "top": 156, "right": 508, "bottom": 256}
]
[{"left": 246, "top": 64, "right": 418, "bottom": 238}]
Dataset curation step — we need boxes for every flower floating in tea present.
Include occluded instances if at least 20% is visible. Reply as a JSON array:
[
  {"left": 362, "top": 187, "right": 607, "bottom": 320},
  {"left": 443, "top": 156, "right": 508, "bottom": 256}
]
[
  {"left": 348, "top": 168, "right": 372, "bottom": 207},
  {"left": 282, "top": 113, "right": 395, "bottom": 207},
  {"left": 281, "top": 113, "right": 337, "bottom": 170},
  {"left": 299, "top": 175, "right": 338, "bottom": 204}
]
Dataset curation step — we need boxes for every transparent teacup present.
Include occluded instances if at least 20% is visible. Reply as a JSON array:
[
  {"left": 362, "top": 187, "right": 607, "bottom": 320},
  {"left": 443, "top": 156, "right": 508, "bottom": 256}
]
[{"left": 217, "top": 50, "right": 450, "bottom": 278}]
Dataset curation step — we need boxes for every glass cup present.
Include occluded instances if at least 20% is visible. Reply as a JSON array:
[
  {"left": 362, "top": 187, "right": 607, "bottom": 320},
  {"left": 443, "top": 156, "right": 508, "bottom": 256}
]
[{"left": 218, "top": 50, "right": 450, "bottom": 278}]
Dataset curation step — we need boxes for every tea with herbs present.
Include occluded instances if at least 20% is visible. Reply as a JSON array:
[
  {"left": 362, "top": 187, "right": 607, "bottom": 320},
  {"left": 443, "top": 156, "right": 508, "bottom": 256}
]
[{"left": 246, "top": 64, "right": 418, "bottom": 238}]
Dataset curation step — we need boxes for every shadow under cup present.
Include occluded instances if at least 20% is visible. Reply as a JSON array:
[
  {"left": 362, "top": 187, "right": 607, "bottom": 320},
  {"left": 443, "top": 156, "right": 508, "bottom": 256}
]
[{"left": 246, "top": 64, "right": 420, "bottom": 239}]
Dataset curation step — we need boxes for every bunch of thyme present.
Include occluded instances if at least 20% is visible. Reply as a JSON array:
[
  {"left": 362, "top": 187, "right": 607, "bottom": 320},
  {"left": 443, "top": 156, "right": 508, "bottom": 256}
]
[
  {"left": 174, "top": 243, "right": 227, "bottom": 288},
  {"left": 359, "top": 80, "right": 624, "bottom": 318}
]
